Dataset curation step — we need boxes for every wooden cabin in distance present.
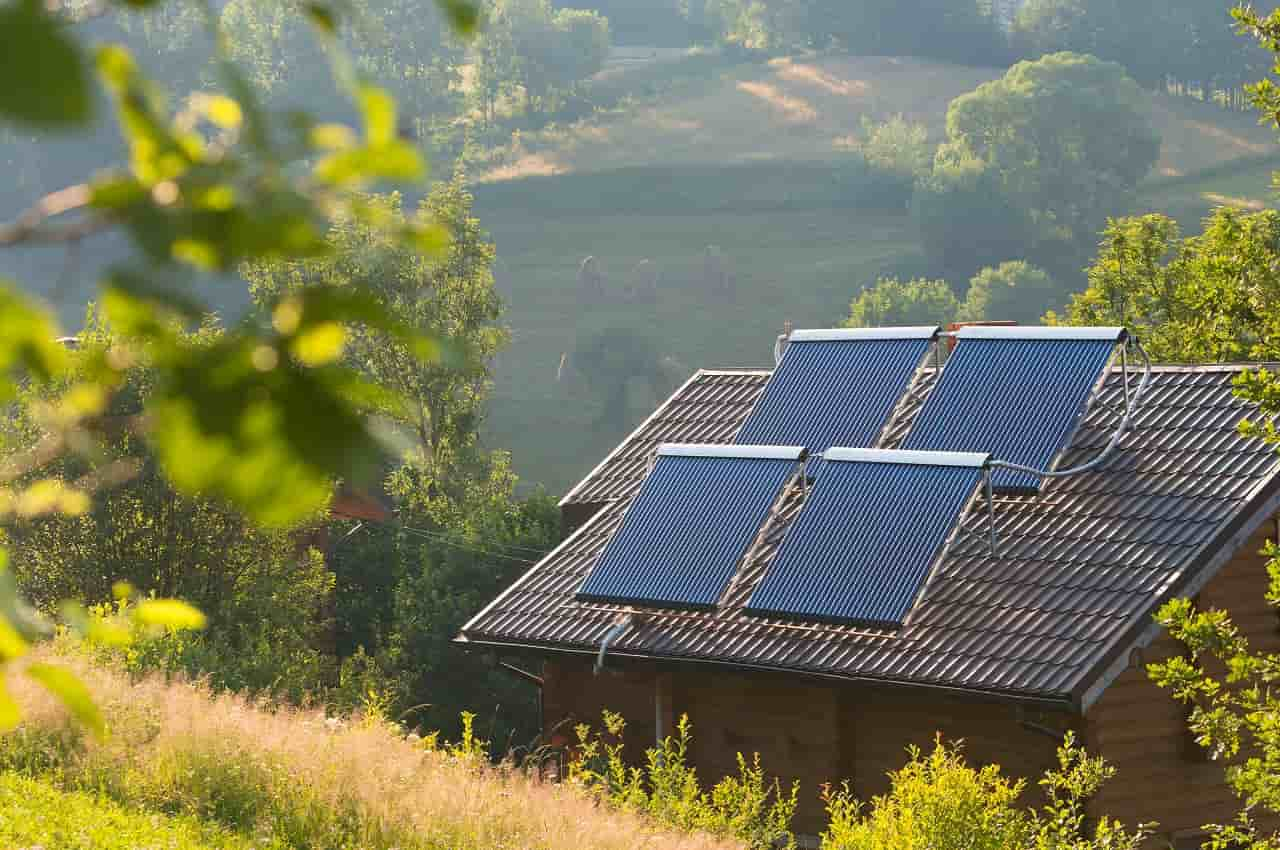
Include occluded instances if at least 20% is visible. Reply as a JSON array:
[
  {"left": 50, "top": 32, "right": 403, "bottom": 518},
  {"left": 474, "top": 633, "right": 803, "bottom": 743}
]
[{"left": 458, "top": 324, "right": 1280, "bottom": 847}]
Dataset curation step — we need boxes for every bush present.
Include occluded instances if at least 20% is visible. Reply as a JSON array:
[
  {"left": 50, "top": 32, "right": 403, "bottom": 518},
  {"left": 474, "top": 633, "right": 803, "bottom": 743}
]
[
  {"left": 959, "top": 261, "right": 1060, "bottom": 324},
  {"left": 820, "top": 735, "right": 1151, "bottom": 850},
  {"left": 845, "top": 277, "right": 960, "bottom": 328},
  {"left": 570, "top": 711, "right": 798, "bottom": 849}
]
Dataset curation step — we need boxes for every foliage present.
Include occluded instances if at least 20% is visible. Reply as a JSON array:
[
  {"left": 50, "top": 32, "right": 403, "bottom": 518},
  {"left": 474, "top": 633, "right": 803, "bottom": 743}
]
[
  {"left": 0, "top": 655, "right": 742, "bottom": 850},
  {"left": 819, "top": 735, "right": 1151, "bottom": 850},
  {"left": 0, "top": 771, "right": 254, "bottom": 850},
  {"left": 245, "top": 176, "right": 506, "bottom": 506},
  {"left": 475, "top": 0, "right": 611, "bottom": 120},
  {"left": 959, "top": 261, "right": 1059, "bottom": 324},
  {"left": 570, "top": 711, "right": 798, "bottom": 850},
  {"left": 923, "top": 52, "right": 1159, "bottom": 281},
  {"left": 913, "top": 154, "right": 1034, "bottom": 287},
  {"left": 845, "top": 277, "right": 959, "bottom": 328},
  {"left": 1014, "top": 0, "right": 1275, "bottom": 94},
  {"left": 857, "top": 115, "right": 932, "bottom": 185},
  {"left": 0, "top": 0, "right": 478, "bottom": 731},
  {"left": 1053, "top": 208, "right": 1280, "bottom": 363}
]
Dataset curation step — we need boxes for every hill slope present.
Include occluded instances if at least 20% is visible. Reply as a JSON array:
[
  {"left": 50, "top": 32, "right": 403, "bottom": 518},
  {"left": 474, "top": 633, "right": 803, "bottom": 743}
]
[{"left": 480, "top": 54, "right": 1278, "bottom": 182}]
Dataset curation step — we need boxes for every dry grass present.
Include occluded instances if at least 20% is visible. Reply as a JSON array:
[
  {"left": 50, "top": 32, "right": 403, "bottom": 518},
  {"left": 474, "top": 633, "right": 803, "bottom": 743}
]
[{"left": 3, "top": 654, "right": 744, "bottom": 850}]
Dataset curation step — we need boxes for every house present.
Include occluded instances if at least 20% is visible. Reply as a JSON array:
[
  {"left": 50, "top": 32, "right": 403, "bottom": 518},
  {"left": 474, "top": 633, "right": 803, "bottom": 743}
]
[{"left": 457, "top": 325, "right": 1280, "bottom": 847}]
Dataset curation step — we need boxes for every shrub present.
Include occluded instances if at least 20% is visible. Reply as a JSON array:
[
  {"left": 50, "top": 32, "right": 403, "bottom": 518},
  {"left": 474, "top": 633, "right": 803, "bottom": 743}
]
[
  {"left": 570, "top": 711, "right": 797, "bottom": 849},
  {"left": 845, "top": 277, "right": 960, "bottom": 328},
  {"left": 819, "top": 735, "right": 1151, "bottom": 850},
  {"left": 959, "top": 261, "right": 1060, "bottom": 324}
]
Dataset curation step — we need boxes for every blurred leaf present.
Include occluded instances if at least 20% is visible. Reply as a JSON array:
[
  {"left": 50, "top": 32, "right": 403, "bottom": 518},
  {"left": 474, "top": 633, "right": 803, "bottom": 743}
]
[
  {"left": 0, "top": 619, "right": 28, "bottom": 663},
  {"left": 15, "top": 479, "right": 90, "bottom": 518},
  {"left": 190, "top": 93, "right": 243, "bottom": 130},
  {"left": 25, "top": 663, "right": 103, "bottom": 736},
  {"left": 0, "top": 0, "right": 91, "bottom": 128},
  {"left": 0, "top": 682, "right": 19, "bottom": 732},
  {"left": 147, "top": 335, "right": 383, "bottom": 527},
  {"left": 134, "top": 599, "right": 206, "bottom": 631},
  {"left": 437, "top": 0, "right": 479, "bottom": 35},
  {"left": 358, "top": 86, "right": 395, "bottom": 147},
  {"left": 89, "top": 174, "right": 148, "bottom": 211},
  {"left": 404, "top": 222, "right": 450, "bottom": 255},
  {"left": 315, "top": 141, "right": 424, "bottom": 187},
  {"left": 290, "top": 322, "right": 347, "bottom": 366},
  {"left": 0, "top": 562, "right": 50, "bottom": 646},
  {"left": 310, "top": 123, "right": 356, "bottom": 150},
  {"left": 0, "top": 281, "right": 68, "bottom": 403},
  {"left": 304, "top": 2, "right": 338, "bottom": 34}
]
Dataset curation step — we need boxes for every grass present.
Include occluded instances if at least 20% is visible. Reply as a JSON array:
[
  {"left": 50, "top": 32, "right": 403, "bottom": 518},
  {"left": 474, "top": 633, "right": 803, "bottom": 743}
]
[
  {"left": 0, "top": 653, "right": 744, "bottom": 850},
  {"left": 476, "top": 199, "right": 922, "bottom": 494},
  {"left": 1133, "top": 153, "right": 1280, "bottom": 229},
  {"left": 0, "top": 772, "right": 254, "bottom": 850},
  {"left": 477, "top": 53, "right": 1277, "bottom": 183}
]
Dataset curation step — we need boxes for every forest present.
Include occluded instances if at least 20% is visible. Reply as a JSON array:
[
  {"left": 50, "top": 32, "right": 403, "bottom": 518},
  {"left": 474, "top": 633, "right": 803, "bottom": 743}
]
[{"left": 3, "top": 0, "right": 1280, "bottom": 847}]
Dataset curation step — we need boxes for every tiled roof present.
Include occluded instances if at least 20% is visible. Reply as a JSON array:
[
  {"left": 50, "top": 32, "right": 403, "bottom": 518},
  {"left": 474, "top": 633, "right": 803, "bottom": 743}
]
[{"left": 462, "top": 365, "right": 1280, "bottom": 704}]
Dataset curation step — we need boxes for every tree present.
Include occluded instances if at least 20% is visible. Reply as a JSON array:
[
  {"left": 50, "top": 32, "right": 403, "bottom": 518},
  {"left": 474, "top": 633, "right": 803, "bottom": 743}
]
[
  {"left": 245, "top": 175, "right": 506, "bottom": 507},
  {"left": 0, "top": 0, "right": 480, "bottom": 730},
  {"left": 960, "top": 260, "right": 1059, "bottom": 324},
  {"left": 844, "top": 277, "right": 959, "bottom": 328},
  {"left": 1053, "top": 209, "right": 1280, "bottom": 363},
  {"left": 476, "top": 0, "right": 610, "bottom": 119},
  {"left": 923, "top": 52, "right": 1160, "bottom": 281}
]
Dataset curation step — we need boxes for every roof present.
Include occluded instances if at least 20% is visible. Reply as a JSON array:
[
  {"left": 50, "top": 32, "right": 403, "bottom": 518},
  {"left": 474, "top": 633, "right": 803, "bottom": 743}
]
[{"left": 461, "top": 365, "right": 1280, "bottom": 707}]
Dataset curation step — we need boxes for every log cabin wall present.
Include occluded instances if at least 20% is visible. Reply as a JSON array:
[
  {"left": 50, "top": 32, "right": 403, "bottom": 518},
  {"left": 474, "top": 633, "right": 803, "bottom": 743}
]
[{"left": 1085, "top": 515, "right": 1280, "bottom": 847}]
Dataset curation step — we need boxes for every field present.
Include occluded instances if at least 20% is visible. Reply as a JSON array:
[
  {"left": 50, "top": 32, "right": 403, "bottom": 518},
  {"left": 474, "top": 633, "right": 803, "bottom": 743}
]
[{"left": 475, "top": 55, "right": 1280, "bottom": 495}]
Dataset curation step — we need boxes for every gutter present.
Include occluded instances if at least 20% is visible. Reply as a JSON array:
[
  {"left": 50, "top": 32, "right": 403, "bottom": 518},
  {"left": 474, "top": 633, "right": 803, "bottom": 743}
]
[{"left": 455, "top": 634, "right": 1077, "bottom": 712}]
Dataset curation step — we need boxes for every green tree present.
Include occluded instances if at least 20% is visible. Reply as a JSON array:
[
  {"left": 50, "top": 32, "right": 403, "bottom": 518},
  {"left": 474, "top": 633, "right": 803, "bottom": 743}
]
[
  {"left": 844, "top": 277, "right": 960, "bottom": 328},
  {"left": 0, "top": 0, "right": 479, "bottom": 729},
  {"left": 1054, "top": 209, "right": 1280, "bottom": 363},
  {"left": 245, "top": 175, "right": 506, "bottom": 506},
  {"left": 924, "top": 52, "right": 1160, "bottom": 281},
  {"left": 960, "top": 261, "right": 1059, "bottom": 324}
]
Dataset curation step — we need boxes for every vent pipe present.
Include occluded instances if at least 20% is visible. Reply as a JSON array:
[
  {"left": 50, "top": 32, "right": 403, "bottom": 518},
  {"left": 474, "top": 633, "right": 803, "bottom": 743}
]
[
  {"left": 773, "top": 320, "right": 793, "bottom": 365},
  {"left": 594, "top": 612, "right": 635, "bottom": 676}
]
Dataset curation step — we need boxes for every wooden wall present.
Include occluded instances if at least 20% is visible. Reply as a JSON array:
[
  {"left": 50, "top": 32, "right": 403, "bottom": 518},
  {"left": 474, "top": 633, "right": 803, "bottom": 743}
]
[
  {"left": 1086, "top": 517, "right": 1280, "bottom": 847},
  {"left": 543, "top": 657, "right": 1067, "bottom": 835}
]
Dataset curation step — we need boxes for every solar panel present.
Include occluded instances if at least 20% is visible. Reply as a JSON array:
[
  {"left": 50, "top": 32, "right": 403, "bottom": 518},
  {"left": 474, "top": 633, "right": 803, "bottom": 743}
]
[
  {"left": 745, "top": 448, "right": 988, "bottom": 628},
  {"left": 734, "top": 327, "right": 937, "bottom": 454},
  {"left": 903, "top": 326, "right": 1124, "bottom": 493},
  {"left": 576, "top": 443, "right": 805, "bottom": 609}
]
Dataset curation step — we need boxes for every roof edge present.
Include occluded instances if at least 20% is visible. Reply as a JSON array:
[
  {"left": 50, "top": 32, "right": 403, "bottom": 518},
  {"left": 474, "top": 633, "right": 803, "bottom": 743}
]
[
  {"left": 1072, "top": 456, "right": 1280, "bottom": 712},
  {"left": 453, "top": 634, "right": 1077, "bottom": 711},
  {"left": 559, "top": 369, "right": 706, "bottom": 507},
  {"left": 824, "top": 447, "right": 990, "bottom": 467}
]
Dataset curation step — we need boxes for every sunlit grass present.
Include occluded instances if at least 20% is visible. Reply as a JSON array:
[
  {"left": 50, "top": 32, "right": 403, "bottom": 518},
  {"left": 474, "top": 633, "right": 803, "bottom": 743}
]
[{"left": 1, "top": 652, "right": 745, "bottom": 850}]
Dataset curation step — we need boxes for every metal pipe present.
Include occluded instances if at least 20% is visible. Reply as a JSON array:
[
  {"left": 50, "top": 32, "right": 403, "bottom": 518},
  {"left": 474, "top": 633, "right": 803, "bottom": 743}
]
[
  {"left": 988, "top": 339, "right": 1153, "bottom": 482},
  {"left": 985, "top": 469, "right": 998, "bottom": 557},
  {"left": 594, "top": 614, "right": 634, "bottom": 676}
]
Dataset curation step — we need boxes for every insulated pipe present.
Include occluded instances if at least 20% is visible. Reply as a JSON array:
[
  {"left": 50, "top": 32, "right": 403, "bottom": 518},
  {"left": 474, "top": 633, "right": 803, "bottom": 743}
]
[
  {"left": 988, "top": 339, "right": 1153, "bottom": 483},
  {"left": 594, "top": 614, "right": 634, "bottom": 676}
]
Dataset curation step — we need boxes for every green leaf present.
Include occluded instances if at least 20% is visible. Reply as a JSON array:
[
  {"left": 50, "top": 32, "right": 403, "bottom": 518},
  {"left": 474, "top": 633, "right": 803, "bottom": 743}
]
[
  {"left": 0, "top": 682, "right": 20, "bottom": 732},
  {"left": 437, "top": 0, "right": 479, "bottom": 35},
  {"left": 134, "top": 599, "right": 206, "bottom": 631},
  {"left": 147, "top": 335, "right": 384, "bottom": 527},
  {"left": 0, "top": 0, "right": 91, "bottom": 128},
  {"left": 25, "top": 663, "right": 103, "bottom": 737},
  {"left": 358, "top": 86, "right": 396, "bottom": 147},
  {"left": 0, "top": 281, "right": 67, "bottom": 403},
  {"left": 304, "top": 2, "right": 338, "bottom": 34}
]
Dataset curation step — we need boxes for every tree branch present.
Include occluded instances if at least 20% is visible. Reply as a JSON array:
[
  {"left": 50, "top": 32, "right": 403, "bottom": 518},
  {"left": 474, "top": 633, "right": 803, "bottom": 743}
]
[{"left": 0, "top": 184, "right": 111, "bottom": 247}]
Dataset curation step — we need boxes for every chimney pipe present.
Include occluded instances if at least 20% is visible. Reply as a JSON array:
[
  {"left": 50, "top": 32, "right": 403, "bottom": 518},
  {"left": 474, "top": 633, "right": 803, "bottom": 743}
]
[{"left": 774, "top": 319, "right": 794, "bottom": 365}]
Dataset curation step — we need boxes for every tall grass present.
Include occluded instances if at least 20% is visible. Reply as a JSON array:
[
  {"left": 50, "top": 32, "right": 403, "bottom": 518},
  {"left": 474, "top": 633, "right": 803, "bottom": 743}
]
[{"left": 1, "top": 653, "right": 743, "bottom": 850}]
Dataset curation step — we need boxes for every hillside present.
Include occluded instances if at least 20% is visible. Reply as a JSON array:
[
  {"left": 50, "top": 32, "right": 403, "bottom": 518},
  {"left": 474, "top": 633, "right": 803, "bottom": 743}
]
[
  {"left": 478, "top": 54, "right": 1278, "bottom": 182},
  {"left": 1, "top": 653, "right": 741, "bottom": 850},
  {"left": 475, "top": 55, "right": 1279, "bottom": 495}
]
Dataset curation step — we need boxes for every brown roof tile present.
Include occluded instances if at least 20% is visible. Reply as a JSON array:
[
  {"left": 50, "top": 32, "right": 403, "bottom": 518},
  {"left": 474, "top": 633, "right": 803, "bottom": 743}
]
[{"left": 462, "top": 365, "right": 1280, "bottom": 704}]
